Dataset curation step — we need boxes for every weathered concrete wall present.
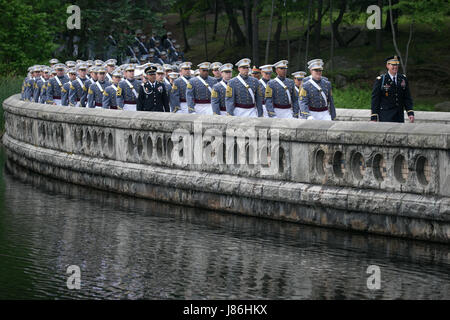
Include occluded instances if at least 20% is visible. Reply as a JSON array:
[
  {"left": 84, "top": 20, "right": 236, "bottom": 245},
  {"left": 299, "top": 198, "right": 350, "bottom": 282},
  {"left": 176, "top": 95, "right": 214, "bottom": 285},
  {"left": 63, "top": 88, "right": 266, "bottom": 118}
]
[
  {"left": 3, "top": 94, "right": 450, "bottom": 242},
  {"left": 335, "top": 108, "right": 450, "bottom": 124}
]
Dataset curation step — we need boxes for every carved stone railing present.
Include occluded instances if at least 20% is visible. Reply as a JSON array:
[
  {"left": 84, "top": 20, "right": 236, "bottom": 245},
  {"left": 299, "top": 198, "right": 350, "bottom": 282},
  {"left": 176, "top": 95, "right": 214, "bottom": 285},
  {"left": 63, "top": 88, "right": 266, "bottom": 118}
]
[{"left": 3, "top": 94, "right": 450, "bottom": 242}]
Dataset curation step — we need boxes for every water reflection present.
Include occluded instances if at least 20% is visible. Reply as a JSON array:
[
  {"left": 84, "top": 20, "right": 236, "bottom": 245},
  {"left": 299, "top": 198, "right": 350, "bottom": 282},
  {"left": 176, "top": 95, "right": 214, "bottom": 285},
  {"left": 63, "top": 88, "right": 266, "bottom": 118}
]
[{"left": 0, "top": 150, "right": 449, "bottom": 299}]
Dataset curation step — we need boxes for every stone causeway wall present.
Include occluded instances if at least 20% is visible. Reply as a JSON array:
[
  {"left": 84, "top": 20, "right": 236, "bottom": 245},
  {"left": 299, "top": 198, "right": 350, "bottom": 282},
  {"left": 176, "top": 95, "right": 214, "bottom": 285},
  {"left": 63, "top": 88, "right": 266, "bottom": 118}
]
[{"left": 3, "top": 94, "right": 450, "bottom": 242}]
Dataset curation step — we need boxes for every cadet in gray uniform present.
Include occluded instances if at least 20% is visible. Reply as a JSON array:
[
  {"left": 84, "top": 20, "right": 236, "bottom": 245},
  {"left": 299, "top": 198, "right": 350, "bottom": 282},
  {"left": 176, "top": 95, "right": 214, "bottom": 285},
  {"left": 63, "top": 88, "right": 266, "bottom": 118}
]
[
  {"left": 105, "top": 59, "right": 117, "bottom": 82},
  {"left": 211, "top": 63, "right": 233, "bottom": 115},
  {"left": 186, "top": 62, "right": 217, "bottom": 114},
  {"left": 211, "top": 62, "right": 223, "bottom": 82},
  {"left": 225, "top": 58, "right": 263, "bottom": 117},
  {"left": 292, "top": 71, "right": 307, "bottom": 95},
  {"left": 69, "top": 64, "right": 89, "bottom": 107},
  {"left": 62, "top": 69, "right": 77, "bottom": 106},
  {"left": 24, "top": 66, "right": 39, "bottom": 101},
  {"left": 169, "top": 61, "right": 192, "bottom": 113},
  {"left": 117, "top": 64, "right": 142, "bottom": 111},
  {"left": 87, "top": 67, "right": 111, "bottom": 108},
  {"left": 21, "top": 67, "right": 33, "bottom": 100},
  {"left": 264, "top": 60, "right": 299, "bottom": 118},
  {"left": 258, "top": 64, "right": 273, "bottom": 117},
  {"left": 165, "top": 71, "right": 179, "bottom": 111},
  {"left": 33, "top": 67, "right": 50, "bottom": 103},
  {"left": 40, "top": 69, "right": 55, "bottom": 103},
  {"left": 102, "top": 70, "right": 123, "bottom": 109},
  {"left": 299, "top": 59, "right": 336, "bottom": 120},
  {"left": 46, "top": 64, "right": 69, "bottom": 105}
]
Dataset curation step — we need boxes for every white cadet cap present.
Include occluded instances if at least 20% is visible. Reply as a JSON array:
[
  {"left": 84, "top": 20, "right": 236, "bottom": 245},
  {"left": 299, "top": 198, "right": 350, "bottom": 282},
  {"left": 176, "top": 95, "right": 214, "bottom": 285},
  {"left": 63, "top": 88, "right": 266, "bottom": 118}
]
[
  {"left": 65, "top": 61, "right": 76, "bottom": 68},
  {"left": 273, "top": 60, "right": 288, "bottom": 69},
  {"left": 134, "top": 68, "right": 144, "bottom": 77},
  {"left": 77, "top": 63, "right": 88, "bottom": 70},
  {"left": 194, "top": 69, "right": 200, "bottom": 76},
  {"left": 156, "top": 66, "right": 165, "bottom": 74},
  {"left": 180, "top": 61, "right": 192, "bottom": 69},
  {"left": 125, "top": 64, "right": 136, "bottom": 71},
  {"left": 259, "top": 65, "right": 273, "bottom": 73},
  {"left": 163, "top": 64, "right": 173, "bottom": 71},
  {"left": 197, "top": 62, "right": 211, "bottom": 70},
  {"left": 96, "top": 66, "right": 107, "bottom": 73},
  {"left": 235, "top": 58, "right": 251, "bottom": 68},
  {"left": 292, "top": 71, "right": 307, "bottom": 79},
  {"left": 67, "top": 68, "right": 77, "bottom": 74},
  {"left": 307, "top": 59, "right": 324, "bottom": 70},
  {"left": 168, "top": 72, "right": 179, "bottom": 79},
  {"left": 219, "top": 63, "right": 233, "bottom": 72},
  {"left": 112, "top": 69, "right": 123, "bottom": 77},
  {"left": 54, "top": 63, "right": 65, "bottom": 70},
  {"left": 211, "top": 62, "right": 223, "bottom": 70},
  {"left": 106, "top": 59, "right": 117, "bottom": 66},
  {"left": 49, "top": 58, "right": 59, "bottom": 64}
]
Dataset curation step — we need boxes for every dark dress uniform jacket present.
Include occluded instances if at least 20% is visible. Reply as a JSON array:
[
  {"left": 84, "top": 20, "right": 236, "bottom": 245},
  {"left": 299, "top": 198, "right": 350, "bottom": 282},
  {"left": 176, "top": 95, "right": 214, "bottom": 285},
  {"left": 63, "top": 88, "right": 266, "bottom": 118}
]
[
  {"left": 137, "top": 81, "right": 170, "bottom": 112},
  {"left": 371, "top": 73, "right": 414, "bottom": 122}
]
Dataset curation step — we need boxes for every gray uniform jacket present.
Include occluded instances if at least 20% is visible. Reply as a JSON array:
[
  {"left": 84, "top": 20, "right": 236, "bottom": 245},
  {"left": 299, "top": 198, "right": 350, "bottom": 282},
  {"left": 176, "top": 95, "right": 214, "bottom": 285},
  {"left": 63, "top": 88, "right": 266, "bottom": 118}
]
[
  {"left": 39, "top": 80, "right": 48, "bottom": 103},
  {"left": 46, "top": 75, "right": 69, "bottom": 104},
  {"left": 87, "top": 80, "right": 111, "bottom": 108},
  {"left": 169, "top": 75, "right": 191, "bottom": 112},
  {"left": 116, "top": 78, "right": 142, "bottom": 108},
  {"left": 299, "top": 77, "right": 336, "bottom": 119},
  {"left": 211, "top": 80, "right": 228, "bottom": 115},
  {"left": 225, "top": 75, "right": 263, "bottom": 116},
  {"left": 33, "top": 77, "right": 46, "bottom": 103},
  {"left": 24, "top": 77, "right": 36, "bottom": 101},
  {"left": 186, "top": 75, "right": 217, "bottom": 113},
  {"left": 264, "top": 76, "right": 299, "bottom": 118},
  {"left": 61, "top": 81, "right": 72, "bottom": 106},
  {"left": 68, "top": 77, "right": 89, "bottom": 107},
  {"left": 102, "top": 84, "right": 120, "bottom": 109}
]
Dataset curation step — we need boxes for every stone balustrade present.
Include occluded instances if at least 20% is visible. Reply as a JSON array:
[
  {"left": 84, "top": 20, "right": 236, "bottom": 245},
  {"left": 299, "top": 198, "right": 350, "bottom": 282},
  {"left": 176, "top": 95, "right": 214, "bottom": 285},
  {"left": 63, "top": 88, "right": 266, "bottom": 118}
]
[{"left": 3, "top": 94, "right": 450, "bottom": 242}]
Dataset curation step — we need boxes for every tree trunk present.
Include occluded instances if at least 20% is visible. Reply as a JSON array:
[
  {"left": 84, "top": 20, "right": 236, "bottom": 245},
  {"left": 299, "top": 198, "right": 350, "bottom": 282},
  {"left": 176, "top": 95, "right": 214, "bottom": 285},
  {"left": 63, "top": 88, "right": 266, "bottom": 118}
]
[
  {"left": 285, "top": 5, "right": 290, "bottom": 67},
  {"left": 404, "top": 20, "right": 414, "bottom": 75},
  {"left": 203, "top": 9, "right": 208, "bottom": 60},
  {"left": 304, "top": 0, "right": 313, "bottom": 68},
  {"left": 332, "top": 0, "right": 347, "bottom": 48},
  {"left": 296, "top": 9, "right": 306, "bottom": 70},
  {"left": 314, "top": 0, "right": 323, "bottom": 57},
  {"left": 244, "top": 0, "right": 253, "bottom": 56},
  {"left": 252, "top": 0, "right": 260, "bottom": 67},
  {"left": 376, "top": 0, "right": 383, "bottom": 51},
  {"left": 388, "top": 0, "right": 403, "bottom": 72},
  {"left": 329, "top": 0, "right": 334, "bottom": 71},
  {"left": 224, "top": 0, "right": 246, "bottom": 44},
  {"left": 180, "top": 7, "right": 191, "bottom": 52},
  {"left": 274, "top": 4, "right": 282, "bottom": 61},
  {"left": 385, "top": 0, "right": 399, "bottom": 35},
  {"left": 213, "top": 0, "right": 219, "bottom": 41},
  {"left": 265, "top": 0, "right": 275, "bottom": 64}
]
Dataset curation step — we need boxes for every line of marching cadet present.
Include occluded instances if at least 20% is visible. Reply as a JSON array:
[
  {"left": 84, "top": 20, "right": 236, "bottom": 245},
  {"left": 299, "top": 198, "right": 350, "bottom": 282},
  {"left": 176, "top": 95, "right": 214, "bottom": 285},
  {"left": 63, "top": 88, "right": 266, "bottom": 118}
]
[{"left": 21, "top": 57, "right": 336, "bottom": 120}]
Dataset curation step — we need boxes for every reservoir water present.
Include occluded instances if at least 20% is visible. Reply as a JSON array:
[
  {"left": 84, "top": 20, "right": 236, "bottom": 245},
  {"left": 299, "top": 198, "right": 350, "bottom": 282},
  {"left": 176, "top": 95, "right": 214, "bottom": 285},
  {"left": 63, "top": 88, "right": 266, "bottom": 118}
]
[{"left": 0, "top": 147, "right": 449, "bottom": 299}]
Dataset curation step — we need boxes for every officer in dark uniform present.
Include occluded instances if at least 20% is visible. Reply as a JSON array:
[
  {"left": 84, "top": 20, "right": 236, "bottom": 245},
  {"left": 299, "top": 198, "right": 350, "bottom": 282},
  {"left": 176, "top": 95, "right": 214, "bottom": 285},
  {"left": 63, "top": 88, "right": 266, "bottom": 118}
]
[
  {"left": 371, "top": 55, "right": 414, "bottom": 123},
  {"left": 137, "top": 66, "right": 169, "bottom": 112}
]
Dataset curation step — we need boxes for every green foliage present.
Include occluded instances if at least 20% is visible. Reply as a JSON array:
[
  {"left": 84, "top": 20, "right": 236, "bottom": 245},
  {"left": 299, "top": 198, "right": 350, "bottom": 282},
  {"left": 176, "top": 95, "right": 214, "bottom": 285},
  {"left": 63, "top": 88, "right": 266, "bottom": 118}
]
[
  {"left": 0, "top": 76, "right": 23, "bottom": 132},
  {"left": 333, "top": 84, "right": 372, "bottom": 110},
  {"left": 333, "top": 84, "right": 435, "bottom": 111},
  {"left": 0, "top": 0, "right": 60, "bottom": 75},
  {"left": 393, "top": 0, "right": 450, "bottom": 31}
]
